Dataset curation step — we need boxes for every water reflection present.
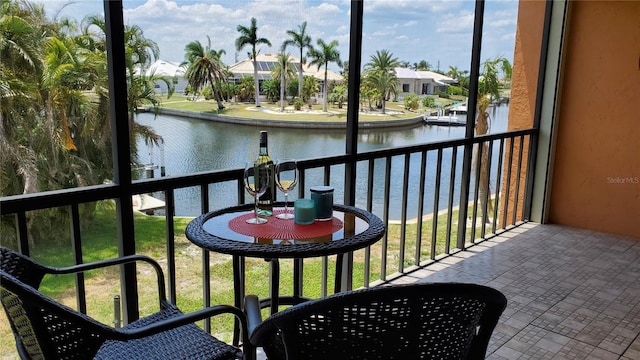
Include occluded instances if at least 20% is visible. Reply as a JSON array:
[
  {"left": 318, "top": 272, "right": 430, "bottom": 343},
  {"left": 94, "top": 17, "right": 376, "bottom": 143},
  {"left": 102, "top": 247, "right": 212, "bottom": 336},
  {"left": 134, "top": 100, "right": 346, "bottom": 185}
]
[{"left": 135, "top": 105, "right": 510, "bottom": 220}]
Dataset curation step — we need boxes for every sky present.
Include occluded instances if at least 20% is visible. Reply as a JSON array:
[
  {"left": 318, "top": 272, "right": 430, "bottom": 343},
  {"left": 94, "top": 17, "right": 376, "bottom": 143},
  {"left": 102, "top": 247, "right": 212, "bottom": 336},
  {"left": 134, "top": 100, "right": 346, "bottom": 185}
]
[{"left": 43, "top": 0, "right": 519, "bottom": 73}]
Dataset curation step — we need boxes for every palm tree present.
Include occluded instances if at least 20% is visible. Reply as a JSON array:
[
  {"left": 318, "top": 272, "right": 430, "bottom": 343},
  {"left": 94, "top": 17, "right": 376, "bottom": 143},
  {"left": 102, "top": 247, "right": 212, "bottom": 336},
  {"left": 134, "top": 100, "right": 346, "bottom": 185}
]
[
  {"left": 182, "top": 37, "right": 227, "bottom": 110},
  {"left": 364, "top": 70, "right": 398, "bottom": 114},
  {"left": 412, "top": 60, "right": 431, "bottom": 71},
  {"left": 235, "top": 17, "right": 271, "bottom": 108},
  {"left": 475, "top": 57, "right": 513, "bottom": 222},
  {"left": 272, "top": 52, "right": 296, "bottom": 111},
  {"left": 364, "top": 49, "right": 400, "bottom": 114},
  {"left": 307, "top": 39, "right": 341, "bottom": 112},
  {"left": 0, "top": 0, "right": 45, "bottom": 196},
  {"left": 366, "top": 49, "right": 399, "bottom": 73},
  {"left": 282, "top": 21, "right": 312, "bottom": 98},
  {"left": 82, "top": 16, "right": 166, "bottom": 158},
  {"left": 447, "top": 65, "right": 463, "bottom": 81}
]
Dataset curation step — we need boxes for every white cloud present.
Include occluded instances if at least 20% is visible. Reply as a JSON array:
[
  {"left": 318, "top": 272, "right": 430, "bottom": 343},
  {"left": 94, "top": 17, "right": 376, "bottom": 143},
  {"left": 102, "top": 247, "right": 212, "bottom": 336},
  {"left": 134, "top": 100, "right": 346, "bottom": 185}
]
[
  {"left": 41, "top": 0, "right": 517, "bottom": 71},
  {"left": 436, "top": 11, "right": 475, "bottom": 33}
]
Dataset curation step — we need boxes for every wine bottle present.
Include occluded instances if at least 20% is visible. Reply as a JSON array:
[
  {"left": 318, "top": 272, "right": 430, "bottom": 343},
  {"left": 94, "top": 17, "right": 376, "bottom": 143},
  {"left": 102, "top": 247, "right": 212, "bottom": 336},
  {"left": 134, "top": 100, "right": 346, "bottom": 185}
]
[{"left": 254, "top": 131, "right": 275, "bottom": 216}]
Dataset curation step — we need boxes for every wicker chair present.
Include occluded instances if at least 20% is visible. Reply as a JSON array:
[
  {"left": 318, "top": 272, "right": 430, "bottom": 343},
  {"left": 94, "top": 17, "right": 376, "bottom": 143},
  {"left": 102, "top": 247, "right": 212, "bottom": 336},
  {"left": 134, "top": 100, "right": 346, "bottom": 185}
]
[
  {"left": 0, "top": 247, "right": 254, "bottom": 360},
  {"left": 245, "top": 282, "right": 507, "bottom": 360}
]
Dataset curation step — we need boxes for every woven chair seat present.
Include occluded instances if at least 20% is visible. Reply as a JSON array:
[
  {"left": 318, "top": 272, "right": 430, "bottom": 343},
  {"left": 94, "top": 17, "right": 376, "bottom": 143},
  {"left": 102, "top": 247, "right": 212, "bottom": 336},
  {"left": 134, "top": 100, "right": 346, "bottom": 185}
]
[{"left": 96, "top": 304, "right": 238, "bottom": 360}]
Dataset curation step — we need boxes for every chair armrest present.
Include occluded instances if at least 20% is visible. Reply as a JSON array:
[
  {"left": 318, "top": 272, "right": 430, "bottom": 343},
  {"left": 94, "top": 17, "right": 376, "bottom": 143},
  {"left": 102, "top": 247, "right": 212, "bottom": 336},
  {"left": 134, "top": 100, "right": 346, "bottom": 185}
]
[
  {"left": 118, "top": 304, "right": 248, "bottom": 339},
  {"left": 244, "top": 295, "right": 263, "bottom": 337},
  {"left": 47, "top": 255, "right": 167, "bottom": 303},
  {"left": 116, "top": 303, "right": 255, "bottom": 358}
]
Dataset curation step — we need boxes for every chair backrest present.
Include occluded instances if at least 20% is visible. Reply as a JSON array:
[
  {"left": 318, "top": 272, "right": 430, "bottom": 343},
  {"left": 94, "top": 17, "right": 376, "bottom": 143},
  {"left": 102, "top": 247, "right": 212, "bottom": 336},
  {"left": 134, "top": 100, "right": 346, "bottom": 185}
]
[
  {"left": 250, "top": 282, "right": 507, "bottom": 360},
  {"left": 0, "top": 248, "right": 113, "bottom": 360}
]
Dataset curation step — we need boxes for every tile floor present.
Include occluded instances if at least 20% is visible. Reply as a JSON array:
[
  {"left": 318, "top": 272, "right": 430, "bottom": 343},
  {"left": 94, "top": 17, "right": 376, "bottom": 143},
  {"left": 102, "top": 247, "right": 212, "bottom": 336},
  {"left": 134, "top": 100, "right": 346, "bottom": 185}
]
[{"left": 391, "top": 223, "right": 640, "bottom": 359}]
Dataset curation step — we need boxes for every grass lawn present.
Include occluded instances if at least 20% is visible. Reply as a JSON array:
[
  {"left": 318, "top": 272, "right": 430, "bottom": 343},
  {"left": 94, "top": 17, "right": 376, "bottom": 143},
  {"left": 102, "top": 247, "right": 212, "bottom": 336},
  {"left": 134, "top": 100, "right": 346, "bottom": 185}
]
[
  {"left": 0, "top": 200, "right": 494, "bottom": 354},
  {"left": 156, "top": 94, "right": 459, "bottom": 122}
]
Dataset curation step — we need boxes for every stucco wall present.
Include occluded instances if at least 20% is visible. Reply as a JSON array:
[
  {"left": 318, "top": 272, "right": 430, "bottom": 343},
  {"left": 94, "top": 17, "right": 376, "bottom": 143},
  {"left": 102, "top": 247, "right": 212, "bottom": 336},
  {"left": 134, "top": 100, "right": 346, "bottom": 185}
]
[
  {"left": 548, "top": 1, "right": 640, "bottom": 238},
  {"left": 501, "top": 0, "right": 546, "bottom": 224}
]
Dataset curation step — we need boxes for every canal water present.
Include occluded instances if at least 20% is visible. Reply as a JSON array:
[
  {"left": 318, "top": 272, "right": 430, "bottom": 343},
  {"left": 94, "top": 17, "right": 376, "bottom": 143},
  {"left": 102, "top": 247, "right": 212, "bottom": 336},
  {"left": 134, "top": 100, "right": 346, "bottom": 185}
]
[{"left": 135, "top": 105, "right": 510, "bottom": 220}]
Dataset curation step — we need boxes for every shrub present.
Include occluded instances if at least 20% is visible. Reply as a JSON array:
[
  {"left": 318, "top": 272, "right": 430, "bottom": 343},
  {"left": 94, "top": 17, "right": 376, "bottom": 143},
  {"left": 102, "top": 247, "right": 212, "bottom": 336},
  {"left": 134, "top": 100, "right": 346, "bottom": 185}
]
[
  {"left": 294, "top": 98, "right": 304, "bottom": 110},
  {"left": 422, "top": 97, "right": 436, "bottom": 108},
  {"left": 403, "top": 94, "right": 420, "bottom": 111}
]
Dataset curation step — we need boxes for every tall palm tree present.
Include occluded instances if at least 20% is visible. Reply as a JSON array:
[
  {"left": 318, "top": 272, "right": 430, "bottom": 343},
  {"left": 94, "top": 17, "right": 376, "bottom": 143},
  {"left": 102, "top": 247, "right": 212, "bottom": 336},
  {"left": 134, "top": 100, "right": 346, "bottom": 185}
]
[
  {"left": 282, "top": 21, "right": 312, "bottom": 98},
  {"left": 235, "top": 17, "right": 271, "bottom": 108},
  {"left": 272, "top": 51, "right": 296, "bottom": 111},
  {"left": 307, "top": 39, "right": 341, "bottom": 112},
  {"left": 475, "top": 56, "right": 513, "bottom": 222},
  {"left": 364, "top": 49, "right": 400, "bottom": 114},
  {"left": 82, "top": 16, "right": 166, "bottom": 158},
  {"left": 182, "top": 37, "right": 227, "bottom": 110}
]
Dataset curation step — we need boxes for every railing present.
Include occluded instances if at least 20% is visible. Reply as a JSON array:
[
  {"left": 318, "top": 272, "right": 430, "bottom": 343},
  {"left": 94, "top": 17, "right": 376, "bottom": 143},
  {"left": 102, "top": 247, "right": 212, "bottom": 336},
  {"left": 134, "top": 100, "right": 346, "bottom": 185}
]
[{"left": 0, "top": 128, "right": 535, "bottom": 330}]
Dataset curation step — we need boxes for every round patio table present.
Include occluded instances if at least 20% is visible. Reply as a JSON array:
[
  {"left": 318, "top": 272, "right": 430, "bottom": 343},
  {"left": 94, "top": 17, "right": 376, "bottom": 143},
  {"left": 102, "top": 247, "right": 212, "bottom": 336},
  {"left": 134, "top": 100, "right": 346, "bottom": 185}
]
[{"left": 185, "top": 203, "right": 385, "bottom": 317}]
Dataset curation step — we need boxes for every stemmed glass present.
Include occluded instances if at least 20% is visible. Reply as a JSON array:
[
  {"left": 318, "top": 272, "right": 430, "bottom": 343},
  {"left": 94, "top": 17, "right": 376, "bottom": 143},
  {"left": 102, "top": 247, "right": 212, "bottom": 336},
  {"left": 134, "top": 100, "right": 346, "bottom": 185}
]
[
  {"left": 243, "top": 162, "right": 268, "bottom": 224},
  {"left": 275, "top": 159, "right": 298, "bottom": 219}
]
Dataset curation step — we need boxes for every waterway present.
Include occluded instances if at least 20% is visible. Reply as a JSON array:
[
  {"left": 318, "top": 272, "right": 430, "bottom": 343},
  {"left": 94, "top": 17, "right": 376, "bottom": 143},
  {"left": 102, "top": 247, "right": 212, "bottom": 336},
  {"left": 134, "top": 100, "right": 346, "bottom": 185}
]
[{"left": 135, "top": 104, "right": 510, "bottom": 220}]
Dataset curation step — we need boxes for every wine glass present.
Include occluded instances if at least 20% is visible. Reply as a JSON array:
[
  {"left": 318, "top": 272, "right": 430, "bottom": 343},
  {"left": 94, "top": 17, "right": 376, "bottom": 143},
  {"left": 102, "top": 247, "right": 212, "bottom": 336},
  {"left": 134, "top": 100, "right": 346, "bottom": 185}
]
[
  {"left": 275, "top": 159, "right": 298, "bottom": 219},
  {"left": 243, "top": 162, "right": 268, "bottom": 224}
]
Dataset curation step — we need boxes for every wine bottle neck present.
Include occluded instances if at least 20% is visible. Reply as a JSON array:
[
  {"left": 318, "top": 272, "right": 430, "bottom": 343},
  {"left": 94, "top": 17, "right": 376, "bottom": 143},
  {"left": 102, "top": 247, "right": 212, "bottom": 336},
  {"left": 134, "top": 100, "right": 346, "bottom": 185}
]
[{"left": 259, "top": 131, "right": 268, "bottom": 155}]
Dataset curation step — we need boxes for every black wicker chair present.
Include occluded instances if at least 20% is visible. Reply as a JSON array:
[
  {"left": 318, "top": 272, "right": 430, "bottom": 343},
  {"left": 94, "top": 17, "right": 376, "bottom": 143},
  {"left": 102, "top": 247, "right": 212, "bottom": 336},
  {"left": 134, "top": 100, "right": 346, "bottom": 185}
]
[
  {"left": 0, "top": 247, "right": 254, "bottom": 360},
  {"left": 245, "top": 282, "right": 507, "bottom": 360}
]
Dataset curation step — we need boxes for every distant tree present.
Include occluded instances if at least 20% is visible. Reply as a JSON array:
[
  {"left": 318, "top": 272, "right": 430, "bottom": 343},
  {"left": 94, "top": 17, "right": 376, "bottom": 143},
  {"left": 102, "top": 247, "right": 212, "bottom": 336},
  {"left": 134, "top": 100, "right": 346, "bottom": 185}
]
[
  {"left": 364, "top": 70, "right": 398, "bottom": 114},
  {"left": 236, "top": 17, "right": 271, "bottom": 107},
  {"left": 237, "top": 76, "right": 255, "bottom": 101},
  {"left": 282, "top": 21, "right": 312, "bottom": 98},
  {"left": 330, "top": 84, "right": 347, "bottom": 109},
  {"left": 475, "top": 56, "right": 513, "bottom": 222},
  {"left": 307, "top": 39, "right": 342, "bottom": 112},
  {"left": 261, "top": 79, "right": 279, "bottom": 102},
  {"left": 446, "top": 65, "right": 464, "bottom": 81},
  {"left": 364, "top": 49, "right": 400, "bottom": 114},
  {"left": 182, "top": 37, "right": 226, "bottom": 110},
  {"left": 301, "top": 75, "right": 319, "bottom": 109},
  {"left": 412, "top": 60, "right": 431, "bottom": 71},
  {"left": 272, "top": 51, "right": 296, "bottom": 111}
]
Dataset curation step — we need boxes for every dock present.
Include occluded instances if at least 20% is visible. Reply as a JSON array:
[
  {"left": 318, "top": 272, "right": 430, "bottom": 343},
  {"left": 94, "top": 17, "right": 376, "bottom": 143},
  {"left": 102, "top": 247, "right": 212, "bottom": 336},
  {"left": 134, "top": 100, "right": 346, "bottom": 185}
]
[{"left": 132, "top": 194, "right": 166, "bottom": 213}]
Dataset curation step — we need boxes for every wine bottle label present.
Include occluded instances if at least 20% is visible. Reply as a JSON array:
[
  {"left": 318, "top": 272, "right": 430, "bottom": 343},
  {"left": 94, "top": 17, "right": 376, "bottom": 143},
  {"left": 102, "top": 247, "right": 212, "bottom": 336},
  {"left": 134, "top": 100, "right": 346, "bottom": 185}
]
[{"left": 255, "top": 161, "right": 275, "bottom": 216}]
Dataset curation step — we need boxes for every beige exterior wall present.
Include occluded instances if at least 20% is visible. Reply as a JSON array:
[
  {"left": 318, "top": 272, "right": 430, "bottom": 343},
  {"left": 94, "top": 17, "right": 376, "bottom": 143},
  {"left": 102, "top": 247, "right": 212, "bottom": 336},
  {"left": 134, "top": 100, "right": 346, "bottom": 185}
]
[
  {"left": 548, "top": 1, "right": 640, "bottom": 238},
  {"left": 507, "top": 0, "right": 639, "bottom": 238}
]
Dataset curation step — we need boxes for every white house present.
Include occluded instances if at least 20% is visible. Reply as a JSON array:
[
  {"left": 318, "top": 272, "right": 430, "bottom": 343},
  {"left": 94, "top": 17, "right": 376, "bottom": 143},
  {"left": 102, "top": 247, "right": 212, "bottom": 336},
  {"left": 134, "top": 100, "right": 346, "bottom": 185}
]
[
  {"left": 145, "top": 60, "right": 188, "bottom": 94},
  {"left": 394, "top": 67, "right": 457, "bottom": 98}
]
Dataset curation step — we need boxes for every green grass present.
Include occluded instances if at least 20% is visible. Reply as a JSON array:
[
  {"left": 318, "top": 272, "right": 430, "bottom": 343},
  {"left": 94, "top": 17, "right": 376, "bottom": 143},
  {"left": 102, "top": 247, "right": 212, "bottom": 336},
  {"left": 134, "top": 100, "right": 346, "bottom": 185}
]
[
  {"left": 1, "top": 201, "right": 496, "bottom": 354},
  {"left": 157, "top": 95, "right": 430, "bottom": 122}
]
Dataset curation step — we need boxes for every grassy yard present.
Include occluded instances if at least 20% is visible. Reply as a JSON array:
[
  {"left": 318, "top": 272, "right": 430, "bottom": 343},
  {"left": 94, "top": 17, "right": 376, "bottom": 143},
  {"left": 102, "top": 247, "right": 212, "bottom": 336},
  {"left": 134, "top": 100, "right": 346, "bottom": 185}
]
[
  {"left": 156, "top": 94, "right": 459, "bottom": 122},
  {"left": 0, "top": 200, "right": 494, "bottom": 356}
]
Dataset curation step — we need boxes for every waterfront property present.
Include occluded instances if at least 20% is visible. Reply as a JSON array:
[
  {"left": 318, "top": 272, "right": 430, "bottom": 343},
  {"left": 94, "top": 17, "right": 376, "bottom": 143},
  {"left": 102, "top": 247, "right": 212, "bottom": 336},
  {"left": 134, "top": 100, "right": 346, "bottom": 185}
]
[{"left": 1, "top": 0, "right": 639, "bottom": 359}]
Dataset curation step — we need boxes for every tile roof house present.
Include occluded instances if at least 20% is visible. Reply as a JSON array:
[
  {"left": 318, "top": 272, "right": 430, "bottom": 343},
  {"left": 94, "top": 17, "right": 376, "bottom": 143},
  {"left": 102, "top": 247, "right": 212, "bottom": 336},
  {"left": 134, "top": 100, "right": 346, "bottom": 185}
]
[{"left": 228, "top": 53, "right": 343, "bottom": 83}]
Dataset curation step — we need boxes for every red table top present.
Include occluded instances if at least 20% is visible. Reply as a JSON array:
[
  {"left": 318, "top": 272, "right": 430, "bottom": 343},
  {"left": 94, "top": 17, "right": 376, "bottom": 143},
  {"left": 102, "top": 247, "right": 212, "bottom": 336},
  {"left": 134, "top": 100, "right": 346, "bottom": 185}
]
[{"left": 228, "top": 210, "right": 344, "bottom": 240}]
